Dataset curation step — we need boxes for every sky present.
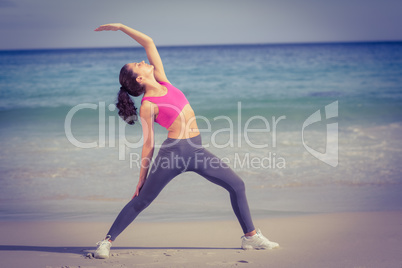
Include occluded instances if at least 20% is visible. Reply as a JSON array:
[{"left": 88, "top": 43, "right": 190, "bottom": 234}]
[{"left": 0, "top": 0, "right": 401, "bottom": 50}]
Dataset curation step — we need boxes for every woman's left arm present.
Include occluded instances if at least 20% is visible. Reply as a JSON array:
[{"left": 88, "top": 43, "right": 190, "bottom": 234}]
[{"left": 95, "top": 23, "right": 169, "bottom": 83}]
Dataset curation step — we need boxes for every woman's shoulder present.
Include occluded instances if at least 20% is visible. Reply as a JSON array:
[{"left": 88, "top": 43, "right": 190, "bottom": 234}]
[
  {"left": 158, "top": 81, "right": 183, "bottom": 93},
  {"left": 158, "top": 80, "right": 172, "bottom": 87}
]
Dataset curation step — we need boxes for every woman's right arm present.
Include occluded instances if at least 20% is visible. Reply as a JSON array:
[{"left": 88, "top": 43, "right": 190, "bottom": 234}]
[
  {"left": 132, "top": 101, "right": 155, "bottom": 198},
  {"left": 95, "top": 23, "right": 169, "bottom": 83}
]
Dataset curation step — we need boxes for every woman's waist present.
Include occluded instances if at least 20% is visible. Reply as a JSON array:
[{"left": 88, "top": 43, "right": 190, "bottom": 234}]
[
  {"left": 166, "top": 114, "right": 200, "bottom": 139},
  {"left": 162, "top": 132, "right": 202, "bottom": 147},
  {"left": 167, "top": 127, "right": 200, "bottom": 139}
]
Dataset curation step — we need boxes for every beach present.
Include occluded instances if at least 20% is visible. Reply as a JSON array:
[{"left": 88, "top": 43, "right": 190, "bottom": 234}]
[{"left": 1, "top": 211, "right": 401, "bottom": 268}]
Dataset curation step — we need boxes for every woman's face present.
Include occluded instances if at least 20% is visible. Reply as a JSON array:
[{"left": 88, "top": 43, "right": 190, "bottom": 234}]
[{"left": 128, "top": 61, "right": 154, "bottom": 78}]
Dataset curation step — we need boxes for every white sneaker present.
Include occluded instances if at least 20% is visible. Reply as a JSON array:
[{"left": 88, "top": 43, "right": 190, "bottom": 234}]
[
  {"left": 94, "top": 235, "right": 112, "bottom": 259},
  {"left": 241, "top": 229, "right": 279, "bottom": 250}
]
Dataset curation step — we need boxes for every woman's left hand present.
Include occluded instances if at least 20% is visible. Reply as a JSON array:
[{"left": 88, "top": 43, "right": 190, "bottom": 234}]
[{"left": 94, "top": 23, "right": 123, "bottom": 32}]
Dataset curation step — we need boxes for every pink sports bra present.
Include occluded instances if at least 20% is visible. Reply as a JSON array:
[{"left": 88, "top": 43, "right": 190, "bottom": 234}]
[{"left": 141, "top": 81, "right": 190, "bottom": 129}]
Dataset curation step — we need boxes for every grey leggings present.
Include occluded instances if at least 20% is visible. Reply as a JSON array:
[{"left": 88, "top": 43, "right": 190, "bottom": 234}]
[{"left": 107, "top": 134, "right": 255, "bottom": 240}]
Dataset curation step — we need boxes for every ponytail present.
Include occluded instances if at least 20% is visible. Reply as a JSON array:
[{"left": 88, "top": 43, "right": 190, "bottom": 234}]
[
  {"left": 116, "top": 87, "right": 138, "bottom": 125},
  {"left": 116, "top": 64, "right": 146, "bottom": 125}
]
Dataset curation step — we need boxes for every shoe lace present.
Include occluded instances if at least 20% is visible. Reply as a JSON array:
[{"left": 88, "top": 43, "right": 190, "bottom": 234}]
[{"left": 96, "top": 235, "right": 112, "bottom": 246}]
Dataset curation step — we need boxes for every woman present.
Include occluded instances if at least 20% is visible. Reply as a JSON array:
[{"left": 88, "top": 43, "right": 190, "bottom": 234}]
[{"left": 93, "top": 23, "right": 279, "bottom": 258}]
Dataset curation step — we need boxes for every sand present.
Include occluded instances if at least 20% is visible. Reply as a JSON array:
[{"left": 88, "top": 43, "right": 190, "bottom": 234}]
[{"left": 1, "top": 211, "right": 401, "bottom": 268}]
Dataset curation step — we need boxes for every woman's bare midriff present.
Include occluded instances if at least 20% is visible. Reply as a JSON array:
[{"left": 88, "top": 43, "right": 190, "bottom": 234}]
[{"left": 166, "top": 104, "right": 200, "bottom": 139}]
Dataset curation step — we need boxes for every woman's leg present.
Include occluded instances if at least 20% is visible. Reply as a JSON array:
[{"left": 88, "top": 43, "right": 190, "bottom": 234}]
[
  {"left": 189, "top": 148, "right": 255, "bottom": 234},
  {"left": 106, "top": 150, "right": 182, "bottom": 241}
]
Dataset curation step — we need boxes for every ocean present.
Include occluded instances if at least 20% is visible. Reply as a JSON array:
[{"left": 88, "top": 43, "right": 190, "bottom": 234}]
[{"left": 0, "top": 42, "right": 401, "bottom": 222}]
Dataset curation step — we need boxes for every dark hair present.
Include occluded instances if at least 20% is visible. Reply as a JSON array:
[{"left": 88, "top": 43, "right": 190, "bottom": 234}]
[{"left": 116, "top": 64, "right": 146, "bottom": 125}]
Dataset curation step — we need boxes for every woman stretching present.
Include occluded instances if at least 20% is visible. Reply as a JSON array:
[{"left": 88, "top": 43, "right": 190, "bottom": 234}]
[{"left": 93, "top": 23, "right": 279, "bottom": 258}]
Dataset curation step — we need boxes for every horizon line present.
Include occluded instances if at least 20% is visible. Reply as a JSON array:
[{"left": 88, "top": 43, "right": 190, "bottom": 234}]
[{"left": 1, "top": 39, "right": 402, "bottom": 52}]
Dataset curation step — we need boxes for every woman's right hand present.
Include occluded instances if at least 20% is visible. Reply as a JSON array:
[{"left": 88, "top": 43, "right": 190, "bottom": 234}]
[
  {"left": 132, "top": 179, "right": 145, "bottom": 199},
  {"left": 94, "top": 23, "right": 124, "bottom": 32}
]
